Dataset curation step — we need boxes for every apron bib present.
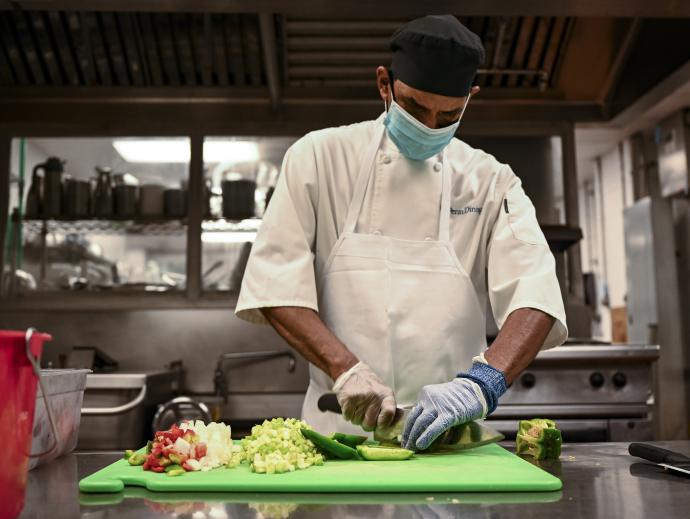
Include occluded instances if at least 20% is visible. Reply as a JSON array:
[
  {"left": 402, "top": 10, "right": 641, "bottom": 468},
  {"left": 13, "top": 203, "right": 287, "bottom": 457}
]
[{"left": 302, "top": 123, "right": 486, "bottom": 434}]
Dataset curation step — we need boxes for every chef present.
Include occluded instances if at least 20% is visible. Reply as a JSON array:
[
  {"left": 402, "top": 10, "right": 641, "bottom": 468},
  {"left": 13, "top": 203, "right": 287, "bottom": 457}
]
[{"left": 236, "top": 15, "right": 567, "bottom": 451}]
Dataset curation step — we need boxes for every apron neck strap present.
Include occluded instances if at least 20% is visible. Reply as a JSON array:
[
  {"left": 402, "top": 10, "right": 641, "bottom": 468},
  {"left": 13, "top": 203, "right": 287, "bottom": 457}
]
[
  {"left": 438, "top": 149, "right": 451, "bottom": 242},
  {"left": 343, "top": 123, "right": 386, "bottom": 233},
  {"left": 343, "top": 122, "right": 452, "bottom": 243}
]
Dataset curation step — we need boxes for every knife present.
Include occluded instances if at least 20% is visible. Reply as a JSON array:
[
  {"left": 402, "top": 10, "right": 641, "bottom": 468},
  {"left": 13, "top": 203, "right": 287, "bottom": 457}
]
[
  {"left": 629, "top": 442, "right": 690, "bottom": 477},
  {"left": 317, "top": 392, "right": 504, "bottom": 450}
]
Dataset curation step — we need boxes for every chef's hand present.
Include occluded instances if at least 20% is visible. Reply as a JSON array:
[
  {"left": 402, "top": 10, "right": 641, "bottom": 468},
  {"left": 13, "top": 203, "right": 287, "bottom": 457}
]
[
  {"left": 401, "top": 378, "right": 487, "bottom": 451},
  {"left": 332, "top": 361, "right": 397, "bottom": 431},
  {"left": 402, "top": 362, "right": 508, "bottom": 451}
]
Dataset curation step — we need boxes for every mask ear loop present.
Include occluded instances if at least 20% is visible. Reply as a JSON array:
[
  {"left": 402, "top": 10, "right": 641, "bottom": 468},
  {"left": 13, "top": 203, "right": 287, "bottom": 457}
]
[
  {"left": 458, "top": 91, "right": 472, "bottom": 121},
  {"left": 384, "top": 68, "right": 396, "bottom": 112}
]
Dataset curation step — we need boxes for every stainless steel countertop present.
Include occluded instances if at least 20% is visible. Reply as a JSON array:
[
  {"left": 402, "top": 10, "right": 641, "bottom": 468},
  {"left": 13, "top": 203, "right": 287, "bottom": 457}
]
[{"left": 19, "top": 441, "right": 690, "bottom": 519}]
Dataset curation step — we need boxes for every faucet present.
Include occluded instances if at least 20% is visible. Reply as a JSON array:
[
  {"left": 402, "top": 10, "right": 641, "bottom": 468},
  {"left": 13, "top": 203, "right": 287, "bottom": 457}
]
[{"left": 213, "top": 350, "right": 297, "bottom": 403}]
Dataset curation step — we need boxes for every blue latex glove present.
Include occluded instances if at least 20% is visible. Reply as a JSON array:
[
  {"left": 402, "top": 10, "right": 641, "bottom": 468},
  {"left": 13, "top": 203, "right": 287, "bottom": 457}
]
[
  {"left": 402, "top": 362, "right": 507, "bottom": 451},
  {"left": 401, "top": 378, "right": 487, "bottom": 451}
]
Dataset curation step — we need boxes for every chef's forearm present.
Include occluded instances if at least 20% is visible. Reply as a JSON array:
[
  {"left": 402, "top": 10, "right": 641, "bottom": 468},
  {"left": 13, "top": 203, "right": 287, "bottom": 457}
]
[
  {"left": 260, "top": 306, "right": 359, "bottom": 381},
  {"left": 484, "top": 308, "right": 555, "bottom": 384}
]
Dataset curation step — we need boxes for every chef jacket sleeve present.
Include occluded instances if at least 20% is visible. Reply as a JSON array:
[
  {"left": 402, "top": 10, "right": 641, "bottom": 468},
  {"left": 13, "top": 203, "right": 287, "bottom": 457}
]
[
  {"left": 235, "top": 135, "right": 319, "bottom": 324},
  {"left": 487, "top": 168, "right": 568, "bottom": 349}
]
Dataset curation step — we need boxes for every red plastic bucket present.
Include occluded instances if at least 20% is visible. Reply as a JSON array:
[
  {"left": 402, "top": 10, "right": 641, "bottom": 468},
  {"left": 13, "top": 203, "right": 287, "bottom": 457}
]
[{"left": 0, "top": 329, "right": 52, "bottom": 519}]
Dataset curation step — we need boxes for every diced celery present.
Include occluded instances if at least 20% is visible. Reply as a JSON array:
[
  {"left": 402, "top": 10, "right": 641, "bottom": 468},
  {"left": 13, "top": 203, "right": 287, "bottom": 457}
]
[{"left": 241, "top": 418, "right": 325, "bottom": 474}]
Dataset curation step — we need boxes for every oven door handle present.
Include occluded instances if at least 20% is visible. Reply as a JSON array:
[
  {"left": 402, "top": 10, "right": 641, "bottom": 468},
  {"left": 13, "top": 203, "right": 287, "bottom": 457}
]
[{"left": 81, "top": 385, "right": 147, "bottom": 416}]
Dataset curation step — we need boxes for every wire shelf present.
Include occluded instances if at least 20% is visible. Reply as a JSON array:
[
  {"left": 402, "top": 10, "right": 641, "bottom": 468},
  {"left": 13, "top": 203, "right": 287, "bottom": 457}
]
[
  {"left": 19, "top": 218, "right": 188, "bottom": 236},
  {"left": 16, "top": 217, "right": 263, "bottom": 237}
]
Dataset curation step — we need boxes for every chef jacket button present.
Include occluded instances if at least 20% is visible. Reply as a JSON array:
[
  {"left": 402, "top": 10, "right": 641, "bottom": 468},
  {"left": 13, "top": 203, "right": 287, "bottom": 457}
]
[
  {"left": 372, "top": 229, "right": 382, "bottom": 236},
  {"left": 424, "top": 236, "right": 433, "bottom": 241},
  {"left": 382, "top": 154, "right": 392, "bottom": 164},
  {"left": 433, "top": 162, "right": 442, "bottom": 172}
]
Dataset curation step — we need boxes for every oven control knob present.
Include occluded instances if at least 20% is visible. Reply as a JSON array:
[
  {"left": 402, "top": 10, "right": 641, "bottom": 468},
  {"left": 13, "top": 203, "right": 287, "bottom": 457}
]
[
  {"left": 612, "top": 372, "right": 627, "bottom": 388},
  {"left": 520, "top": 373, "right": 536, "bottom": 389},
  {"left": 589, "top": 372, "right": 605, "bottom": 388}
]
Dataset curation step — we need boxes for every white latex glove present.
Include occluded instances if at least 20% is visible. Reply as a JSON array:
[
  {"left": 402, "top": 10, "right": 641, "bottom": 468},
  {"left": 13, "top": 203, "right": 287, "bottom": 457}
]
[{"left": 332, "top": 361, "right": 397, "bottom": 431}]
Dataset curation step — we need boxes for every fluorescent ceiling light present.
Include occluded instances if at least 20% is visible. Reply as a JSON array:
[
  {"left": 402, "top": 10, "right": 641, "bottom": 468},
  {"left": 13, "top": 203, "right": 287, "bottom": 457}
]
[
  {"left": 113, "top": 139, "right": 259, "bottom": 164},
  {"left": 113, "top": 139, "right": 190, "bottom": 163}
]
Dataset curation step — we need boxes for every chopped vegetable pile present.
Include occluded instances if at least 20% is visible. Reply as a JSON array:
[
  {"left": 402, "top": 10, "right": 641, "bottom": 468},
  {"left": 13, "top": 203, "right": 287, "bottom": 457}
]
[
  {"left": 516, "top": 418, "right": 562, "bottom": 460},
  {"left": 124, "top": 420, "right": 241, "bottom": 476},
  {"left": 124, "top": 416, "right": 418, "bottom": 478},
  {"left": 241, "top": 418, "right": 325, "bottom": 474}
]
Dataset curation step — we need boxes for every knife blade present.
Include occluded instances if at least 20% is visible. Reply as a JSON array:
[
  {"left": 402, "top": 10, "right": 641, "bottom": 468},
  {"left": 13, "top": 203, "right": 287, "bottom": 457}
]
[
  {"left": 629, "top": 442, "right": 690, "bottom": 477},
  {"left": 317, "top": 392, "right": 504, "bottom": 450}
]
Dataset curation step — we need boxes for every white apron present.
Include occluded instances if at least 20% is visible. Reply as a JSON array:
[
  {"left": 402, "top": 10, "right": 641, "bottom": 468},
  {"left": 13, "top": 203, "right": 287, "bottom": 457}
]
[{"left": 301, "top": 123, "right": 487, "bottom": 434}]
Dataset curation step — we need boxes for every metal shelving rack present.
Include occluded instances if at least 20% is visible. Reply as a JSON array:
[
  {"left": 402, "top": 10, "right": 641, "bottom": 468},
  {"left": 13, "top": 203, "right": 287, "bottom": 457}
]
[
  {"left": 19, "top": 217, "right": 189, "bottom": 236},
  {"left": 1, "top": 130, "right": 261, "bottom": 309}
]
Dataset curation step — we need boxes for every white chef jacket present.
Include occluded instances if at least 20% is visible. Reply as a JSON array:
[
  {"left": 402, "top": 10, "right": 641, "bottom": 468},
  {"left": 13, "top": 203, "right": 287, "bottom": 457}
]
[{"left": 236, "top": 114, "right": 568, "bottom": 350}]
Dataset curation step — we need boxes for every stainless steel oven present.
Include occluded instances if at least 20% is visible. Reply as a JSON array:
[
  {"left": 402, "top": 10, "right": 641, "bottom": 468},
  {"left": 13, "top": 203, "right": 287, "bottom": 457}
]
[{"left": 487, "top": 344, "right": 659, "bottom": 442}]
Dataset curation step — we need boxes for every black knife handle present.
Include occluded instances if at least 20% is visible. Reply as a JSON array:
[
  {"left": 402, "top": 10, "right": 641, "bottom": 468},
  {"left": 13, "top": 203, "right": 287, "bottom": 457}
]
[
  {"left": 629, "top": 442, "right": 690, "bottom": 465},
  {"left": 318, "top": 393, "right": 342, "bottom": 414}
]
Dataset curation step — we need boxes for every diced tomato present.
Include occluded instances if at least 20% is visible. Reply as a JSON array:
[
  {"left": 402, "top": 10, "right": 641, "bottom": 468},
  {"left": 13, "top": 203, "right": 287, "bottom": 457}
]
[
  {"left": 150, "top": 466, "right": 165, "bottom": 473},
  {"left": 194, "top": 443, "right": 207, "bottom": 459}
]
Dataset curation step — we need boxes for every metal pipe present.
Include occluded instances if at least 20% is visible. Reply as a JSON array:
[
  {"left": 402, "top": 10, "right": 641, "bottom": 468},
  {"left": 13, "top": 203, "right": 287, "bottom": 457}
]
[
  {"left": 40, "top": 219, "right": 47, "bottom": 283},
  {"left": 186, "top": 134, "right": 203, "bottom": 299},
  {"left": 286, "top": 20, "right": 401, "bottom": 35},
  {"left": 598, "top": 18, "right": 642, "bottom": 112},
  {"left": 259, "top": 13, "right": 281, "bottom": 111},
  {"left": 477, "top": 67, "right": 546, "bottom": 77},
  {"left": 491, "top": 18, "right": 508, "bottom": 68},
  {"left": 562, "top": 123, "right": 584, "bottom": 302},
  {"left": 290, "top": 65, "right": 549, "bottom": 85},
  {"left": 17, "top": 137, "right": 25, "bottom": 268},
  {"left": 0, "top": 137, "right": 10, "bottom": 297}
]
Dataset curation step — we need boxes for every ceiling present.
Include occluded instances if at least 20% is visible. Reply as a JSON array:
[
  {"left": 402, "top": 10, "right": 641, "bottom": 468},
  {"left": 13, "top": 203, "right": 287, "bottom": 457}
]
[
  {"left": 0, "top": 11, "right": 573, "bottom": 92},
  {"left": 0, "top": 3, "right": 689, "bottom": 134}
]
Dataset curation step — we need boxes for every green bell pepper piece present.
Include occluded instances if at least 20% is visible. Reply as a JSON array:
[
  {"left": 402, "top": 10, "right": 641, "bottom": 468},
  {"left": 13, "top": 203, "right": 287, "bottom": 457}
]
[
  {"left": 330, "top": 433, "right": 368, "bottom": 449},
  {"left": 516, "top": 418, "right": 562, "bottom": 460},
  {"left": 301, "top": 428, "right": 361, "bottom": 460},
  {"left": 356, "top": 445, "right": 414, "bottom": 461}
]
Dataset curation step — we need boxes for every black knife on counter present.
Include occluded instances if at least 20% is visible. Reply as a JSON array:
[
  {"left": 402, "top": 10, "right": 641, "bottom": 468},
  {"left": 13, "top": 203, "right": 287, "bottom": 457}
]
[{"left": 629, "top": 442, "right": 690, "bottom": 476}]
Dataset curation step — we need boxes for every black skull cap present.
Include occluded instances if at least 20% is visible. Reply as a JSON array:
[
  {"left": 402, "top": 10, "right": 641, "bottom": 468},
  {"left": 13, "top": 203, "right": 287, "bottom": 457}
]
[{"left": 390, "top": 15, "right": 485, "bottom": 97}]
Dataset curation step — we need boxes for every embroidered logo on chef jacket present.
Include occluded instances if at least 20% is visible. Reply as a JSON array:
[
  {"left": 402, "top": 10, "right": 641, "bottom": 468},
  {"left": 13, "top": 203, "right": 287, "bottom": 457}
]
[{"left": 450, "top": 206, "right": 482, "bottom": 215}]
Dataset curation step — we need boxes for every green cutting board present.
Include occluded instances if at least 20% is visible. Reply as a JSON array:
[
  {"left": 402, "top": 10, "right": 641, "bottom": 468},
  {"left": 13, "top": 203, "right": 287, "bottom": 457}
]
[{"left": 79, "top": 444, "right": 561, "bottom": 493}]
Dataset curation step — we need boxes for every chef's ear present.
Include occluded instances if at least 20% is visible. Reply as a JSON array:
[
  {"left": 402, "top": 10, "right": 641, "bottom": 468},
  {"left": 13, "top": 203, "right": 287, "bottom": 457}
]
[
  {"left": 470, "top": 85, "right": 481, "bottom": 97},
  {"left": 376, "top": 66, "right": 392, "bottom": 105}
]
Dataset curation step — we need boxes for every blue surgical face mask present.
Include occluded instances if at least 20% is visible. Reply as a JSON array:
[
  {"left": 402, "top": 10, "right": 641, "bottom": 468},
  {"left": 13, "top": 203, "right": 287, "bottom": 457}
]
[{"left": 383, "top": 92, "right": 470, "bottom": 161}]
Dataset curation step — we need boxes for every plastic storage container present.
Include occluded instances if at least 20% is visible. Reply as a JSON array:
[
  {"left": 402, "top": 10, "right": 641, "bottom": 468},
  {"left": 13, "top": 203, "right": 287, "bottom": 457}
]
[
  {"left": 29, "top": 369, "right": 90, "bottom": 470},
  {"left": 0, "top": 329, "right": 52, "bottom": 519}
]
